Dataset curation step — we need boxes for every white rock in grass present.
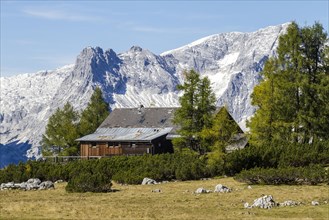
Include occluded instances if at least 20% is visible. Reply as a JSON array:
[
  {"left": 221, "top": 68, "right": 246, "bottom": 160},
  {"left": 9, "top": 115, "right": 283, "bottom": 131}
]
[
  {"left": 279, "top": 200, "right": 300, "bottom": 207},
  {"left": 214, "top": 184, "right": 231, "bottom": 193},
  {"left": 244, "top": 202, "right": 251, "bottom": 209},
  {"left": 27, "top": 178, "right": 41, "bottom": 185},
  {"left": 142, "top": 177, "right": 157, "bottom": 185},
  {"left": 251, "top": 195, "right": 276, "bottom": 209},
  {"left": 39, "top": 181, "right": 55, "bottom": 190},
  {"left": 195, "top": 187, "right": 212, "bottom": 194},
  {"left": 311, "top": 201, "right": 319, "bottom": 206}
]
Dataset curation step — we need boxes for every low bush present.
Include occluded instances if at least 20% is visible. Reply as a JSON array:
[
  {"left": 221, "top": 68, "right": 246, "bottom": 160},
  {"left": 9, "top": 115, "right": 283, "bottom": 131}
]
[
  {"left": 234, "top": 165, "right": 328, "bottom": 185},
  {"left": 65, "top": 171, "right": 112, "bottom": 193},
  {"left": 224, "top": 142, "right": 329, "bottom": 176},
  {"left": 0, "top": 152, "right": 211, "bottom": 188}
]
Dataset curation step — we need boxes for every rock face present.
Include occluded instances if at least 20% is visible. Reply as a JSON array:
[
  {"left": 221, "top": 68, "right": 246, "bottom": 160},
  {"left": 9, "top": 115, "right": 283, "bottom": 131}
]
[
  {"left": 0, "top": 178, "right": 54, "bottom": 191},
  {"left": 141, "top": 178, "right": 157, "bottom": 185},
  {"left": 214, "top": 184, "right": 231, "bottom": 193},
  {"left": 0, "top": 23, "right": 290, "bottom": 167}
]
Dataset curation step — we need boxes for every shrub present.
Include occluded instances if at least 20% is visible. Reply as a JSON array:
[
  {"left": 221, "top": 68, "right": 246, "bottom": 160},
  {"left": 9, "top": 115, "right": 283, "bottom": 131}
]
[
  {"left": 66, "top": 171, "right": 112, "bottom": 193},
  {"left": 224, "top": 142, "right": 329, "bottom": 176},
  {"left": 234, "top": 165, "right": 328, "bottom": 185},
  {"left": 0, "top": 152, "right": 211, "bottom": 187}
]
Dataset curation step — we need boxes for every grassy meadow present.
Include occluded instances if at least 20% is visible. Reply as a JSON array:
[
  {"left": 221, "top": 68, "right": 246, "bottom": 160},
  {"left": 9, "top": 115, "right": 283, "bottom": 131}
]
[{"left": 0, "top": 177, "right": 328, "bottom": 220}]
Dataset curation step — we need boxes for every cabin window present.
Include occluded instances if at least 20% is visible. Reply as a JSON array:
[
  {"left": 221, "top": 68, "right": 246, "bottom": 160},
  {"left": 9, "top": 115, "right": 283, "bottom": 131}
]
[
  {"left": 91, "top": 142, "right": 97, "bottom": 148},
  {"left": 108, "top": 142, "right": 114, "bottom": 148},
  {"left": 129, "top": 143, "right": 136, "bottom": 148}
]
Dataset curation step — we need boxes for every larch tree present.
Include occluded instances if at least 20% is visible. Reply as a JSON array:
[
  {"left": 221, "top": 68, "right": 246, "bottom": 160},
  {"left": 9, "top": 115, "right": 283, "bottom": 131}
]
[
  {"left": 41, "top": 102, "right": 80, "bottom": 156},
  {"left": 173, "top": 69, "right": 216, "bottom": 154},
  {"left": 248, "top": 22, "right": 329, "bottom": 146}
]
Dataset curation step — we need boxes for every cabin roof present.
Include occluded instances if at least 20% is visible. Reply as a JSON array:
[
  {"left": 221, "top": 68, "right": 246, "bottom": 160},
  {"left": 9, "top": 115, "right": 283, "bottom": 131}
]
[
  {"left": 99, "top": 107, "right": 179, "bottom": 133},
  {"left": 76, "top": 127, "right": 173, "bottom": 142}
]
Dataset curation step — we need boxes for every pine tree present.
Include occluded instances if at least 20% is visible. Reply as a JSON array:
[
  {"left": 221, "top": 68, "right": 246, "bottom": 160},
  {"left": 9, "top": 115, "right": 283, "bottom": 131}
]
[
  {"left": 41, "top": 102, "right": 80, "bottom": 156},
  {"left": 79, "top": 87, "right": 109, "bottom": 136},
  {"left": 173, "top": 70, "right": 216, "bottom": 154}
]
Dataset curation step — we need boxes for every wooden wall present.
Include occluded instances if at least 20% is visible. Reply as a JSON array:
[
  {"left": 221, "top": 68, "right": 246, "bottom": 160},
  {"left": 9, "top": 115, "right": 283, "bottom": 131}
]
[{"left": 80, "top": 141, "right": 153, "bottom": 157}]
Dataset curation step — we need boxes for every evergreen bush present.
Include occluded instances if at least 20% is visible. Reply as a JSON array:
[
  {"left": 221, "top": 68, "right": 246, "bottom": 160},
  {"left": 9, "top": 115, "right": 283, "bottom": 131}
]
[
  {"left": 234, "top": 165, "right": 328, "bottom": 185},
  {"left": 66, "top": 171, "right": 112, "bottom": 193}
]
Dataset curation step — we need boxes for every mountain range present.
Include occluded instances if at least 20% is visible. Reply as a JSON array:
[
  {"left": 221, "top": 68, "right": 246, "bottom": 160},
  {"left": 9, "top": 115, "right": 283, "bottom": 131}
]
[{"left": 0, "top": 23, "right": 289, "bottom": 168}]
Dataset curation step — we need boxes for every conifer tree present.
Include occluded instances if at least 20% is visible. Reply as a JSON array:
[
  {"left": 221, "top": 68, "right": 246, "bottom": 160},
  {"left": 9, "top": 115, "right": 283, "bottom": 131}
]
[
  {"left": 212, "top": 107, "right": 242, "bottom": 150},
  {"left": 79, "top": 87, "right": 109, "bottom": 136},
  {"left": 173, "top": 70, "right": 216, "bottom": 154},
  {"left": 248, "top": 22, "right": 329, "bottom": 146},
  {"left": 41, "top": 102, "right": 80, "bottom": 156}
]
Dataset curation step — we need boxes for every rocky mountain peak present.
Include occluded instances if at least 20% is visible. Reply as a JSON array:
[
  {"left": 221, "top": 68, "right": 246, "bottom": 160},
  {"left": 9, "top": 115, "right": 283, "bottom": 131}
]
[{"left": 129, "top": 46, "right": 143, "bottom": 52}]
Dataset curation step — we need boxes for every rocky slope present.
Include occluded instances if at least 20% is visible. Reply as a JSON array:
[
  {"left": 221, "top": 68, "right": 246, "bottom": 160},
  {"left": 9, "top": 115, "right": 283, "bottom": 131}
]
[{"left": 0, "top": 23, "right": 289, "bottom": 167}]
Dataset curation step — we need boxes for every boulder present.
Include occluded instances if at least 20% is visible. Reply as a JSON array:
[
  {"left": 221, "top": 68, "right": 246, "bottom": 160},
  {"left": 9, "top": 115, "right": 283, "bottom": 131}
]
[
  {"left": 311, "top": 201, "right": 319, "bottom": 206},
  {"left": 27, "top": 178, "right": 41, "bottom": 185},
  {"left": 1, "top": 179, "right": 54, "bottom": 191},
  {"left": 14, "top": 183, "right": 22, "bottom": 189},
  {"left": 39, "top": 181, "right": 55, "bottom": 190},
  {"left": 250, "top": 195, "right": 276, "bottom": 209},
  {"left": 3, "top": 182, "right": 15, "bottom": 189},
  {"left": 20, "top": 182, "right": 27, "bottom": 190},
  {"left": 195, "top": 187, "right": 212, "bottom": 194},
  {"left": 26, "top": 183, "right": 39, "bottom": 190},
  {"left": 279, "top": 200, "right": 300, "bottom": 207},
  {"left": 142, "top": 178, "right": 157, "bottom": 185},
  {"left": 214, "top": 184, "right": 231, "bottom": 193}
]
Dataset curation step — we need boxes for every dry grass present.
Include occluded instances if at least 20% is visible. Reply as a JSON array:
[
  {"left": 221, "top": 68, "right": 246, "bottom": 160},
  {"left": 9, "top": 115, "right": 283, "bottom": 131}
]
[{"left": 0, "top": 177, "right": 328, "bottom": 219}]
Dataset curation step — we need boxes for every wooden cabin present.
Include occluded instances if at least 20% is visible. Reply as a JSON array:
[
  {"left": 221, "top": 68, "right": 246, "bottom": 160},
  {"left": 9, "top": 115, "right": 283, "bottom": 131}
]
[
  {"left": 76, "top": 107, "right": 177, "bottom": 157},
  {"left": 76, "top": 106, "right": 247, "bottom": 157}
]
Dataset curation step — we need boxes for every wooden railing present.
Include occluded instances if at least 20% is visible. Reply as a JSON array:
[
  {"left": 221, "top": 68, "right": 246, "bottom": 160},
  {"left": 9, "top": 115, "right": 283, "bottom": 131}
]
[
  {"left": 41, "top": 154, "right": 145, "bottom": 163},
  {"left": 42, "top": 156, "right": 101, "bottom": 163}
]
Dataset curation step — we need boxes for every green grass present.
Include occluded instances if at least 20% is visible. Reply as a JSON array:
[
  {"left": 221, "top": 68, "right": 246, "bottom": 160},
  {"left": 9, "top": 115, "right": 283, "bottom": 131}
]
[{"left": 0, "top": 177, "right": 328, "bottom": 219}]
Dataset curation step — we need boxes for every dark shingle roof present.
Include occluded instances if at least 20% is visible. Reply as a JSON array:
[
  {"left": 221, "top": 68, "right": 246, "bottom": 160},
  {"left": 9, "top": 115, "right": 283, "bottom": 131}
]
[{"left": 99, "top": 107, "right": 178, "bottom": 133}]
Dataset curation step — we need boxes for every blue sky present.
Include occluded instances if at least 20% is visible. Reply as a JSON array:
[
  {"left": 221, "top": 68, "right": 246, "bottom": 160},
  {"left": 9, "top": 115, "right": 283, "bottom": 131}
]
[{"left": 1, "top": 1, "right": 328, "bottom": 77}]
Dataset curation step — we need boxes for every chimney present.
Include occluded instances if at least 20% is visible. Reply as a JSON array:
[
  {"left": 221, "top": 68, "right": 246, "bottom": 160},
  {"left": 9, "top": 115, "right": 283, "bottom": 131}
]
[{"left": 138, "top": 104, "right": 144, "bottom": 114}]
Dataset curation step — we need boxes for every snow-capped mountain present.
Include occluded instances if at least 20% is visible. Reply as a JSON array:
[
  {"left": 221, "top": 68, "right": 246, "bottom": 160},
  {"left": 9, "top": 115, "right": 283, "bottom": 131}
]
[{"left": 0, "top": 23, "right": 289, "bottom": 167}]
